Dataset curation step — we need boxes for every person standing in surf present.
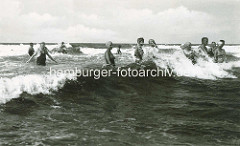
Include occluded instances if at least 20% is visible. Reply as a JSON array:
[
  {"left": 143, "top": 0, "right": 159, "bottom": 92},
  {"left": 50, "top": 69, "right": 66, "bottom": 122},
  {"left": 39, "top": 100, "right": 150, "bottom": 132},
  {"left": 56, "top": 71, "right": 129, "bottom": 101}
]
[
  {"left": 26, "top": 42, "right": 57, "bottom": 66},
  {"left": 59, "top": 42, "right": 67, "bottom": 54},
  {"left": 149, "top": 39, "right": 158, "bottom": 48},
  {"left": 28, "top": 43, "right": 35, "bottom": 56},
  {"left": 198, "top": 37, "right": 209, "bottom": 57},
  {"left": 214, "top": 40, "right": 226, "bottom": 63},
  {"left": 117, "top": 44, "right": 122, "bottom": 55},
  {"left": 134, "top": 37, "right": 144, "bottom": 63},
  {"left": 208, "top": 42, "right": 217, "bottom": 57},
  {"left": 104, "top": 41, "right": 115, "bottom": 67},
  {"left": 146, "top": 39, "right": 158, "bottom": 59},
  {"left": 180, "top": 42, "right": 197, "bottom": 64}
]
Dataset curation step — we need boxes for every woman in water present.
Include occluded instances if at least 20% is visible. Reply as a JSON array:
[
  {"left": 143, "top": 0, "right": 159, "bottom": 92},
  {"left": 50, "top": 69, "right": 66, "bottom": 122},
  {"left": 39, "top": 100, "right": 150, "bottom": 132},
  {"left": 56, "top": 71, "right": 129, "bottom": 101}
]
[
  {"left": 146, "top": 39, "right": 158, "bottom": 59},
  {"left": 134, "top": 37, "right": 144, "bottom": 63},
  {"left": 180, "top": 42, "right": 197, "bottom": 64},
  {"left": 26, "top": 42, "right": 57, "bottom": 66},
  {"left": 104, "top": 41, "right": 115, "bottom": 67}
]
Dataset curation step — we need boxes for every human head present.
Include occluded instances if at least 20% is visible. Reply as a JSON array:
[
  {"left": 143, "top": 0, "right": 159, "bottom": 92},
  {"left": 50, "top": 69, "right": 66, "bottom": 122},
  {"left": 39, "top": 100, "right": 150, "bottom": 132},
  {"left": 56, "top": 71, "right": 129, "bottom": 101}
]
[
  {"left": 106, "top": 41, "right": 113, "bottom": 49},
  {"left": 211, "top": 42, "right": 216, "bottom": 46},
  {"left": 180, "top": 42, "right": 192, "bottom": 51},
  {"left": 201, "top": 37, "right": 208, "bottom": 46},
  {"left": 61, "top": 42, "right": 64, "bottom": 45},
  {"left": 40, "top": 42, "right": 45, "bottom": 48},
  {"left": 149, "top": 39, "right": 157, "bottom": 47},
  {"left": 137, "top": 37, "right": 144, "bottom": 46},
  {"left": 30, "top": 43, "right": 33, "bottom": 47}
]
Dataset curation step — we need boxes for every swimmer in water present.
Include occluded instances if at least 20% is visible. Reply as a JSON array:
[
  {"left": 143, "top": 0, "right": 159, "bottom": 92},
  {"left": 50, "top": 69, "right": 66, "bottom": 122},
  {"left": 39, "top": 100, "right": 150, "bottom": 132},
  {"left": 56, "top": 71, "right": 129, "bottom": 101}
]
[
  {"left": 59, "top": 42, "right": 67, "bottom": 54},
  {"left": 198, "top": 37, "right": 209, "bottom": 57},
  {"left": 134, "top": 37, "right": 144, "bottom": 63},
  {"left": 26, "top": 42, "right": 57, "bottom": 66},
  {"left": 180, "top": 42, "right": 197, "bottom": 64},
  {"left": 28, "top": 43, "right": 35, "bottom": 56},
  {"left": 117, "top": 44, "right": 122, "bottom": 55},
  {"left": 214, "top": 40, "right": 226, "bottom": 63},
  {"left": 104, "top": 41, "right": 115, "bottom": 67},
  {"left": 149, "top": 39, "right": 158, "bottom": 48},
  {"left": 208, "top": 42, "right": 217, "bottom": 57},
  {"left": 146, "top": 39, "right": 158, "bottom": 59}
]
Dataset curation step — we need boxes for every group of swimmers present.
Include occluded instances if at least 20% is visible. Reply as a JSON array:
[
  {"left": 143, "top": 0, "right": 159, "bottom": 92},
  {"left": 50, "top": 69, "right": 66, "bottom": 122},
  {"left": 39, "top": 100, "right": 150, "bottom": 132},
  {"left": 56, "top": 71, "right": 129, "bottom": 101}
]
[
  {"left": 181, "top": 37, "right": 226, "bottom": 64},
  {"left": 104, "top": 38, "right": 158, "bottom": 67},
  {"left": 26, "top": 37, "right": 226, "bottom": 66}
]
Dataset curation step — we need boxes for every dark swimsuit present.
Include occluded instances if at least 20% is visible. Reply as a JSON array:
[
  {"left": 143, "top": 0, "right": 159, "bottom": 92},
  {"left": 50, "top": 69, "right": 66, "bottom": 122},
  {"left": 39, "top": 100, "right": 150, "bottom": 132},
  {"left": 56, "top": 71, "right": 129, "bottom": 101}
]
[
  {"left": 105, "top": 51, "right": 115, "bottom": 66},
  {"left": 207, "top": 48, "right": 215, "bottom": 57},
  {"left": 28, "top": 48, "right": 34, "bottom": 56},
  {"left": 37, "top": 49, "right": 46, "bottom": 66}
]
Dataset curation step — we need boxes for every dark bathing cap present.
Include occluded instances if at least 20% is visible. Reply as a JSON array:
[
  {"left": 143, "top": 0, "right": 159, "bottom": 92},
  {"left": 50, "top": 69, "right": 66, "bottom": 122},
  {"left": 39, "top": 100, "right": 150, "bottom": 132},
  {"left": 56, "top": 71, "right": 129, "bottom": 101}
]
[{"left": 137, "top": 37, "right": 144, "bottom": 44}]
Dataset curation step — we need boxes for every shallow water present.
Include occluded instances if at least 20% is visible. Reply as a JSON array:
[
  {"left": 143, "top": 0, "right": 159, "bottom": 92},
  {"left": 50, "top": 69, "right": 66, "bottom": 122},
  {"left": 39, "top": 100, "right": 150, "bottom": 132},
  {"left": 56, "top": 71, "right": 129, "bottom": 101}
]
[{"left": 0, "top": 44, "right": 240, "bottom": 145}]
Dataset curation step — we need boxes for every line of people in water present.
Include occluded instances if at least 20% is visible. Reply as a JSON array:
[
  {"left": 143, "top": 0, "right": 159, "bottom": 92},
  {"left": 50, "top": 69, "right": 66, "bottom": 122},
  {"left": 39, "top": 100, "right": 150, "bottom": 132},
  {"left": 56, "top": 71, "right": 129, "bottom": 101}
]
[
  {"left": 26, "top": 37, "right": 226, "bottom": 66},
  {"left": 180, "top": 37, "right": 226, "bottom": 64}
]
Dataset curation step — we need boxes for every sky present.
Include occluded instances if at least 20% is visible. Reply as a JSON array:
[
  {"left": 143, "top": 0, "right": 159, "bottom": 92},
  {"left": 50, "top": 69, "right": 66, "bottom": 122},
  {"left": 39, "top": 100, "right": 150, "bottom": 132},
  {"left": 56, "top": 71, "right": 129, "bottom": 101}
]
[{"left": 0, "top": 0, "right": 239, "bottom": 43}]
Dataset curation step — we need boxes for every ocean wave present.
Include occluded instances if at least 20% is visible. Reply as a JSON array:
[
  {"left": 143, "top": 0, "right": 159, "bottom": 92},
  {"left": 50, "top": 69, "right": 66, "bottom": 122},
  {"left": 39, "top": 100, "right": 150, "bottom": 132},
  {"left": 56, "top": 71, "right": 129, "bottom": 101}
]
[{"left": 0, "top": 74, "right": 76, "bottom": 104}]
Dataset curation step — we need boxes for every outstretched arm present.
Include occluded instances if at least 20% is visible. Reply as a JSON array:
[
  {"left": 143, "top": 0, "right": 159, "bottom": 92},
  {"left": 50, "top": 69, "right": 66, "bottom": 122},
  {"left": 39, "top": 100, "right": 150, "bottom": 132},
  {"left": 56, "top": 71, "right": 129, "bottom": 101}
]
[
  {"left": 26, "top": 49, "right": 38, "bottom": 63},
  {"left": 46, "top": 49, "right": 57, "bottom": 63}
]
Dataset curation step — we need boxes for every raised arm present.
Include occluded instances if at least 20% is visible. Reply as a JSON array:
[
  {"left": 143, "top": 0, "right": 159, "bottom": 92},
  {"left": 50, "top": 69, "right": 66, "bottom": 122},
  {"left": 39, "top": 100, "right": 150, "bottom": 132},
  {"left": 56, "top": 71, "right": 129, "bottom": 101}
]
[{"left": 46, "top": 48, "right": 57, "bottom": 63}]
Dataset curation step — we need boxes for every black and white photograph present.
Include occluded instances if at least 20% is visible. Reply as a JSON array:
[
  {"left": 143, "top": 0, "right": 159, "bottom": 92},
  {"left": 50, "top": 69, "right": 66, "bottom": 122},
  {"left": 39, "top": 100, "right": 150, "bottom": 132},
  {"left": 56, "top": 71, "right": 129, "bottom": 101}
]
[{"left": 0, "top": 0, "right": 239, "bottom": 145}]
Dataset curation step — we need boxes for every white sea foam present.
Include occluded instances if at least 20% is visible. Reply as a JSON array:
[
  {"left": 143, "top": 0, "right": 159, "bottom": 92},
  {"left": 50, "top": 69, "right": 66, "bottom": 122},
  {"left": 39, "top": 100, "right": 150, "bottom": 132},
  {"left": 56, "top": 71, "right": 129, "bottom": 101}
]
[
  {"left": 0, "top": 44, "right": 239, "bottom": 104},
  {"left": 0, "top": 74, "right": 76, "bottom": 104}
]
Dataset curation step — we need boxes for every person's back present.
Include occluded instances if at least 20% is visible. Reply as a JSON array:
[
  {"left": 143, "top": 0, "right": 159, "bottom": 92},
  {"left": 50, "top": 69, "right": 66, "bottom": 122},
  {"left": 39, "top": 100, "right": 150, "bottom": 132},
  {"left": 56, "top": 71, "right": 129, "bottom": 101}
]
[{"left": 28, "top": 43, "right": 35, "bottom": 56}]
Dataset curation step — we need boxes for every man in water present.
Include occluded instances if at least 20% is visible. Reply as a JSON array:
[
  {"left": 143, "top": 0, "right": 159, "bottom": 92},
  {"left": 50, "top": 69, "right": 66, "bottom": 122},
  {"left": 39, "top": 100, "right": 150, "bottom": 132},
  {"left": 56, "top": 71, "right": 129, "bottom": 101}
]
[
  {"left": 214, "top": 40, "right": 226, "bottom": 63},
  {"left": 134, "top": 37, "right": 144, "bottom": 63},
  {"left": 180, "top": 42, "right": 197, "bottom": 64},
  {"left": 28, "top": 43, "right": 35, "bottom": 56},
  {"left": 26, "top": 42, "right": 57, "bottom": 66},
  {"left": 198, "top": 37, "right": 209, "bottom": 57},
  {"left": 117, "top": 44, "right": 122, "bottom": 55},
  {"left": 104, "top": 41, "right": 115, "bottom": 67}
]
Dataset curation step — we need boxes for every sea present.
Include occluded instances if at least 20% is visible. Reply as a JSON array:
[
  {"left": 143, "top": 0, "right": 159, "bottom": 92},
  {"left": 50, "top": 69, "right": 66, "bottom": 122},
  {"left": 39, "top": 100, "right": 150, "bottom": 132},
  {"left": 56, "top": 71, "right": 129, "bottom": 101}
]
[{"left": 0, "top": 43, "right": 239, "bottom": 145}]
